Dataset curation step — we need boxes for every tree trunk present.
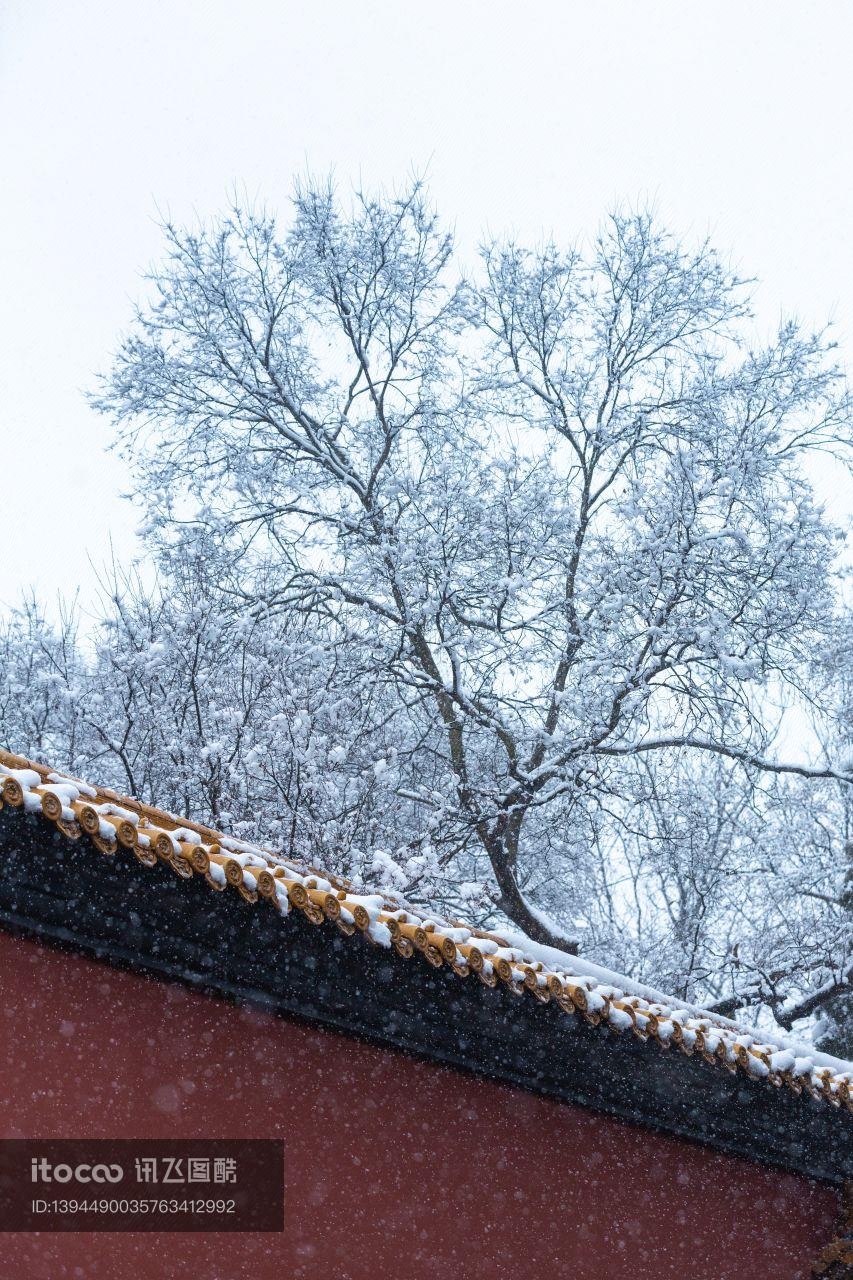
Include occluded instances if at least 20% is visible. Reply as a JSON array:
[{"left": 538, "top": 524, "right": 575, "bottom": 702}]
[{"left": 482, "top": 816, "right": 578, "bottom": 954}]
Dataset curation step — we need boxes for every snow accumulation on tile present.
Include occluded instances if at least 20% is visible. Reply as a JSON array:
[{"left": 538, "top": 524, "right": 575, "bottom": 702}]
[{"left": 1, "top": 748, "right": 851, "bottom": 1112}]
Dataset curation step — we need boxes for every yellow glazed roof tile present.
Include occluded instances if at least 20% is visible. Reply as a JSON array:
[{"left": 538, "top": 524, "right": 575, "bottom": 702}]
[{"left": 1, "top": 746, "right": 851, "bottom": 1114}]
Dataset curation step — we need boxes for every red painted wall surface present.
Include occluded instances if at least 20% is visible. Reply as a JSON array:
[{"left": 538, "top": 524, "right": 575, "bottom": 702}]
[{"left": 0, "top": 928, "right": 836, "bottom": 1280}]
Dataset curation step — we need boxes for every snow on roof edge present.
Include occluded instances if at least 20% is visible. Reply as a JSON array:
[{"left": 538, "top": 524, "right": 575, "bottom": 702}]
[
  {"left": 2, "top": 748, "right": 852, "bottom": 1108},
  {"left": 500, "top": 930, "right": 853, "bottom": 1077}
]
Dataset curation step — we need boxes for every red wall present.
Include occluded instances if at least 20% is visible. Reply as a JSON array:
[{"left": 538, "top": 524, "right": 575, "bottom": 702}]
[{"left": 0, "top": 928, "right": 836, "bottom": 1280}]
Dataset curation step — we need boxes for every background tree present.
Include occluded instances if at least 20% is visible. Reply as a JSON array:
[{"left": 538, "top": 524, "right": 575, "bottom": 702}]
[{"left": 0, "top": 597, "right": 86, "bottom": 771}]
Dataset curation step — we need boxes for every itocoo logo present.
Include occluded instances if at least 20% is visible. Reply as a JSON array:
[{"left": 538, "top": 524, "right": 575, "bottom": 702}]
[{"left": 31, "top": 1158, "right": 123, "bottom": 1184}]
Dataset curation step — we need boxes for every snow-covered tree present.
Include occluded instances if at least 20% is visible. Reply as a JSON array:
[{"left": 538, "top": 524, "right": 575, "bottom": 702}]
[
  {"left": 9, "top": 179, "right": 853, "bottom": 1042},
  {"left": 0, "top": 597, "right": 86, "bottom": 770},
  {"left": 76, "top": 544, "right": 433, "bottom": 876}
]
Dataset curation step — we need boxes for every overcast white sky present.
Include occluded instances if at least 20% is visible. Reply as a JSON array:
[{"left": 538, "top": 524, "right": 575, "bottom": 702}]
[{"left": 1, "top": 1, "right": 852, "bottom": 621}]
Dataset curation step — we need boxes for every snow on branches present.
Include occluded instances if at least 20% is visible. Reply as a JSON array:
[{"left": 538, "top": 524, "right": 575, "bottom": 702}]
[{"left": 12, "top": 180, "right": 853, "bottom": 1047}]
